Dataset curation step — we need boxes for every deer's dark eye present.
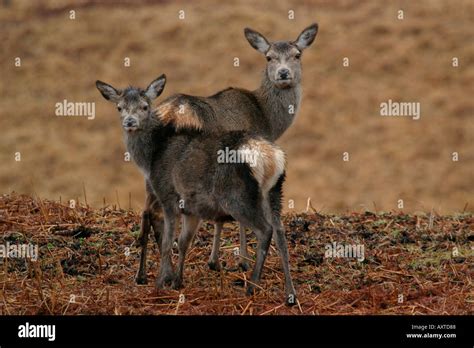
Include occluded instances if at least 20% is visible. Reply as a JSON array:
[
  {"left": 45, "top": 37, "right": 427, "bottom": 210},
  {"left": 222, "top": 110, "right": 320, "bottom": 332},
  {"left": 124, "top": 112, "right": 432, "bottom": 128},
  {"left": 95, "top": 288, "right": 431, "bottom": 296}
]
[
  {"left": 117, "top": 106, "right": 122, "bottom": 112},
  {"left": 266, "top": 56, "right": 272, "bottom": 62},
  {"left": 295, "top": 53, "right": 301, "bottom": 59},
  {"left": 142, "top": 105, "right": 148, "bottom": 111}
]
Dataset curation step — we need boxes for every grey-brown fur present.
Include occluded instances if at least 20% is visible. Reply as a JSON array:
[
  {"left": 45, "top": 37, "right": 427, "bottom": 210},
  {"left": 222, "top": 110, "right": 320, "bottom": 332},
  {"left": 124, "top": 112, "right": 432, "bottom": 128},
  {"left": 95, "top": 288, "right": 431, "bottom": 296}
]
[
  {"left": 155, "top": 23, "right": 318, "bottom": 270},
  {"left": 95, "top": 76, "right": 297, "bottom": 304}
]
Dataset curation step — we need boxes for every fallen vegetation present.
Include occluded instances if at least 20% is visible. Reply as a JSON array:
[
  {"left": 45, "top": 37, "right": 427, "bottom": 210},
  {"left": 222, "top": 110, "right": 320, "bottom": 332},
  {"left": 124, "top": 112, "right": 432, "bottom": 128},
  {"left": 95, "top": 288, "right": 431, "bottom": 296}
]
[{"left": 0, "top": 193, "right": 472, "bottom": 315}]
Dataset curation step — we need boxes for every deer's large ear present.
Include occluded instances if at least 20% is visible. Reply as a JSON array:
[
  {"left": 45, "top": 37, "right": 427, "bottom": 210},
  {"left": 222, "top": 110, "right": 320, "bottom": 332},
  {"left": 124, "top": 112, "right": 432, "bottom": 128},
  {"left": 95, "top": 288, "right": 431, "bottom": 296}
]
[
  {"left": 145, "top": 74, "right": 166, "bottom": 100},
  {"left": 244, "top": 28, "right": 270, "bottom": 54},
  {"left": 295, "top": 23, "right": 318, "bottom": 50},
  {"left": 96, "top": 80, "right": 121, "bottom": 102}
]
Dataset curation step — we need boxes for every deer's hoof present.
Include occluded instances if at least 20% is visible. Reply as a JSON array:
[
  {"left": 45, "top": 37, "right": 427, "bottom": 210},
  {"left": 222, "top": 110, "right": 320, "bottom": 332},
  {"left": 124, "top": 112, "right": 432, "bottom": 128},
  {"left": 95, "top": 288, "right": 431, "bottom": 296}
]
[
  {"left": 135, "top": 272, "right": 148, "bottom": 285},
  {"left": 172, "top": 278, "right": 184, "bottom": 290},
  {"left": 238, "top": 262, "right": 250, "bottom": 272},
  {"left": 246, "top": 285, "right": 256, "bottom": 297},
  {"left": 156, "top": 273, "right": 175, "bottom": 289},
  {"left": 207, "top": 260, "right": 221, "bottom": 272}
]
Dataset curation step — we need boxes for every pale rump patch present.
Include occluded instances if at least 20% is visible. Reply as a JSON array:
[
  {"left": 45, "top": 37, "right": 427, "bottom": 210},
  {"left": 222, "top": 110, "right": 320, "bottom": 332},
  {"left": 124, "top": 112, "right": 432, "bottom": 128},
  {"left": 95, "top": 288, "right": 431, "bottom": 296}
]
[
  {"left": 241, "top": 138, "right": 286, "bottom": 194},
  {"left": 155, "top": 101, "right": 203, "bottom": 131}
]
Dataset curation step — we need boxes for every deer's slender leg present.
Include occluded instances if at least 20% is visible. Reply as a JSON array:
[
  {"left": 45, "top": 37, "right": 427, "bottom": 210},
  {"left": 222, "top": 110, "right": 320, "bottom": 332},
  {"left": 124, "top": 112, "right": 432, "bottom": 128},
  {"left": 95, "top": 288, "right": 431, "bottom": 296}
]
[
  {"left": 144, "top": 181, "right": 163, "bottom": 252},
  {"left": 246, "top": 222, "right": 272, "bottom": 297},
  {"left": 238, "top": 224, "right": 250, "bottom": 271},
  {"left": 149, "top": 200, "right": 163, "bottom": 253},
  {"left": 267, "top": 173, "right": 296, "bottom": 305},
  {"left": 208, "top": 222, "right": 223, "bottom": 271},
  {"left": 135, "top": 193, "right": 154, "bottom": 284},
  {"left": 209, "top": 223, "right": 250, "bottom": 271},
  {"left": 226, "top": 207, "right": 272, "bottom": 297},
  {"left": 156, "top": 207, "right": 176, "bottom": 288},
  {"left": 174, "top": 215, "right": 201, "bottom": 289},
  {"left": 272, "top": 218, "right": 297, "bottom": 306}
]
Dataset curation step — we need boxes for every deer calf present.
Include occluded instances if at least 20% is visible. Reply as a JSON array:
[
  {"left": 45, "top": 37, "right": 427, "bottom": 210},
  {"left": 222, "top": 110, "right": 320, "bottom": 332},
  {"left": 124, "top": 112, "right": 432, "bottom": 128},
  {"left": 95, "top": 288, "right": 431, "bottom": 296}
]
[{"left": 96, "top": 75, "right": 297, "bottom": 305}]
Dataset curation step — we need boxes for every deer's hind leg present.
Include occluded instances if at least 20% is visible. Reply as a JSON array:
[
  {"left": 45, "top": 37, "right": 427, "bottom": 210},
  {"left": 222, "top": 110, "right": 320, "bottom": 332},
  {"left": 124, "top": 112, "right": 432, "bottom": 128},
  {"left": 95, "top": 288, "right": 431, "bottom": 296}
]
[
  {"left": 238, "top": 223, "right": 250, "bottom": 271},
  {"left": 269, "top": 173, "right": 296, "bottom": 305},
  {"left": 155, "top": 206, "right": 178, "bottom": 289},
  {"left": 208, "top": 222, "right": 250, "bottom": 272},
  {"left": 272, "top": 218, "right": 296, "bottom": 306},
  {"left": 226, "top": 203, "right": 273, "bottom": 297},
  {"left": 174, "top": 214, "right": 202, "bottom": 289},
  {"left": 208, "top": 222, "right": 223, "bottom": 271},
  {"left": 149, "top": 199, "right": 163, "bottom": 253}
]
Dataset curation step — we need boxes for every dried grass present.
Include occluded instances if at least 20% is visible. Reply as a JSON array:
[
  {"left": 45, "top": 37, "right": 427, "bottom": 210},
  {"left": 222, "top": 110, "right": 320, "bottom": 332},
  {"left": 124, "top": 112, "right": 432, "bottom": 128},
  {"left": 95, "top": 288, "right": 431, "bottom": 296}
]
[{"left": 0, "top": 192, "right": 472, "bottom": 315}]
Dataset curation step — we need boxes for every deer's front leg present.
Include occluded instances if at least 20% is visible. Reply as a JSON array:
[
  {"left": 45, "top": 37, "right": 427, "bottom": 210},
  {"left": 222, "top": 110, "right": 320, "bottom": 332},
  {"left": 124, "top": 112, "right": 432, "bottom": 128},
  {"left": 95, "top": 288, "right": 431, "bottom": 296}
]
[
  {"left": 137, "top": 182, "right": 164, "bottom": 284},
  {"left": 135, "top": 194, "right": 154, "bottom": 284},
  {"left": 238, "top": 224, "right": 250, "bottom": 271},
  {"left": 156, "top": 208, "right": 176, "bottom": 288}
]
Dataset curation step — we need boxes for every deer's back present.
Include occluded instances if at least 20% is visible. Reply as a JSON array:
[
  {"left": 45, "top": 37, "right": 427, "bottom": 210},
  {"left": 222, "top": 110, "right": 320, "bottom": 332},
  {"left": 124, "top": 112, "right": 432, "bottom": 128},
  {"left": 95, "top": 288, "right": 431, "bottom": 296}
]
[{"left": 155, "top": 88, "right": 271, "bottom": 137}]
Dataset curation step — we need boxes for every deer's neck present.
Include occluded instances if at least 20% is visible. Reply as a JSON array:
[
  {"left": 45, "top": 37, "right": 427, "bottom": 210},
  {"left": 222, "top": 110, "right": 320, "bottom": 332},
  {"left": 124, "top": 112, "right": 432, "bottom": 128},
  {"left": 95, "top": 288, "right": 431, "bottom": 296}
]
[
  {"left": 123, "top": 120, "right": 160, "bottom": 177},
  {"left": 255, "top": 72, "right": 302, "bottom": 141}
]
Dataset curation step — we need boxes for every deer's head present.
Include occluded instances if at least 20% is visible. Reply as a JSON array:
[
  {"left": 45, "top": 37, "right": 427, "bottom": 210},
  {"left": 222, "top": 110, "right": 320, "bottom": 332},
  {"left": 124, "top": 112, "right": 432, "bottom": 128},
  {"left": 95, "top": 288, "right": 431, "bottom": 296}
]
[
  {"left": 244, "top": 23, "right": 318, "bottom": 89},
  {"left": 95, "top": 75, "right": 166, "bottom": 132}
]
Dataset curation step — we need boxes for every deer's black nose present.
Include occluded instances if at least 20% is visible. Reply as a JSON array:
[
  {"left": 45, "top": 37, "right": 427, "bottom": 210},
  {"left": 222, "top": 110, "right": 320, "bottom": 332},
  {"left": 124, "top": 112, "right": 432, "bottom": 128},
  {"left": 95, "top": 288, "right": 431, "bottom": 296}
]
[
  {"left": 278, "top": 69, "right": 290, "bottom": 80},
  {"left": 123, "top": 117, "right": 138, "bottom": 128}
]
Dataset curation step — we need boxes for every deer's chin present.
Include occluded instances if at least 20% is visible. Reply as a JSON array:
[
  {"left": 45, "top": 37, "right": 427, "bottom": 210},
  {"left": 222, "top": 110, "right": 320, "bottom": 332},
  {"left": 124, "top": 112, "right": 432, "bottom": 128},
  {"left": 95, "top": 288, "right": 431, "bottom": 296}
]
[
  {"left": 274, "top": 79, "right": 294, "bottom": 89},
  {"left": 123, "top": 127, "right": 139, "bottom": 133}
]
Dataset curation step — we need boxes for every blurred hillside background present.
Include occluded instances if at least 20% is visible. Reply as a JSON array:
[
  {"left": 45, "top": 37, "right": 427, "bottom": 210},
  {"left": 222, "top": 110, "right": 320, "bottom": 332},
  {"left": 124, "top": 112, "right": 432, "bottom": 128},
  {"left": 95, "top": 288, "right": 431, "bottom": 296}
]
[{"left": 0, "top": 0, "right": 472, "bottom": 213}]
